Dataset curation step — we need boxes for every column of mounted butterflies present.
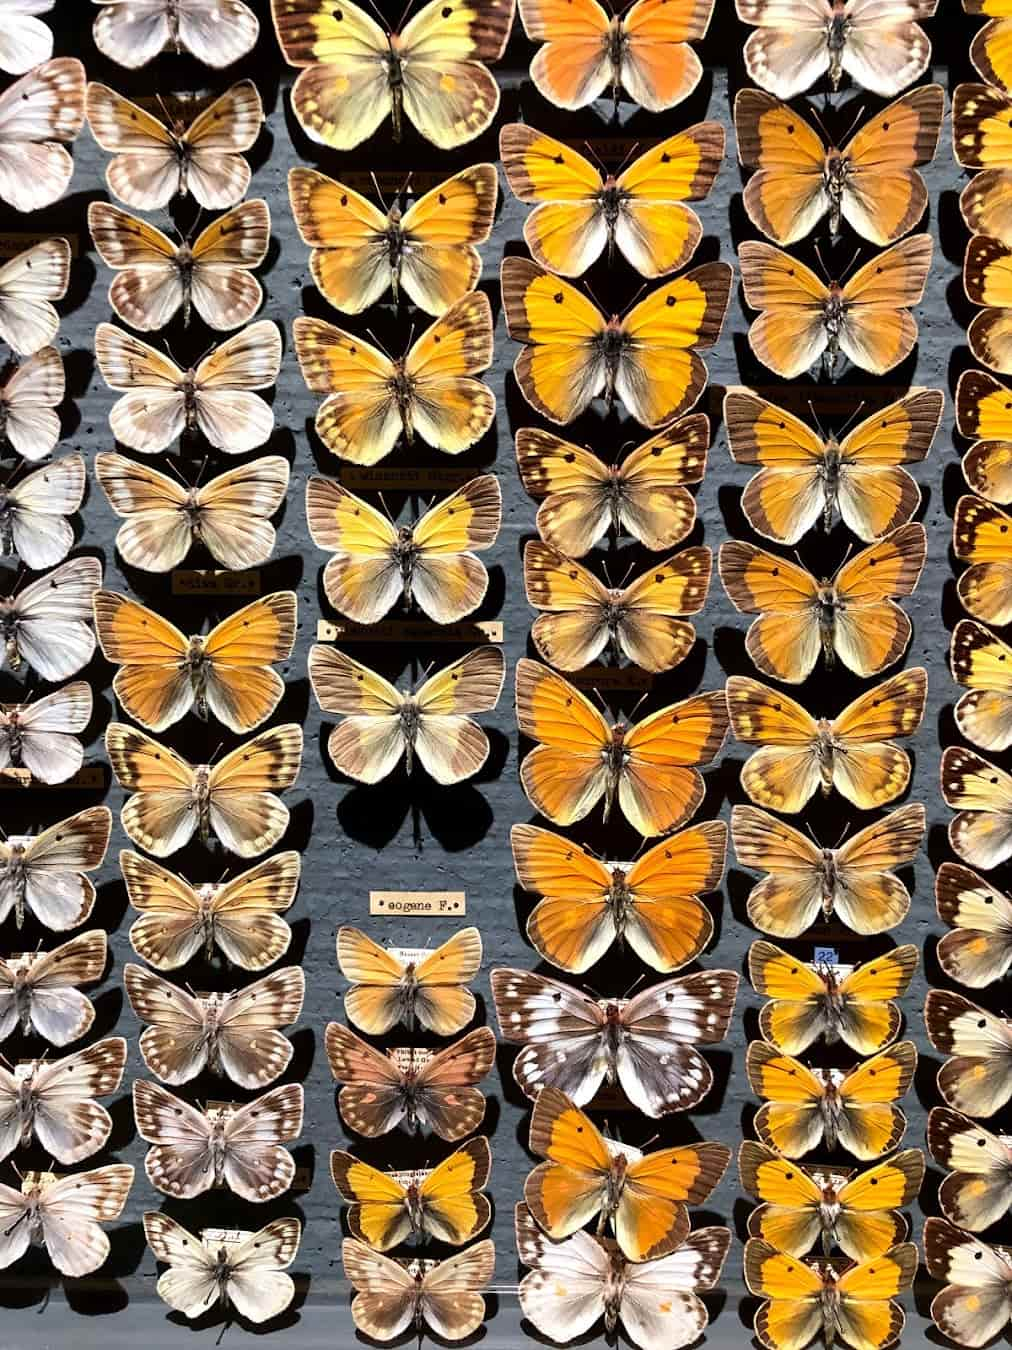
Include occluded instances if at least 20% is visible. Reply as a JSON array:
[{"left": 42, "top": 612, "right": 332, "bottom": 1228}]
[
  {"left": 725, "top": 2, "right": 946, "bottom": 1345},
  {"left": 923, "top": 3, "right": 1012, "bottom": 1342}
]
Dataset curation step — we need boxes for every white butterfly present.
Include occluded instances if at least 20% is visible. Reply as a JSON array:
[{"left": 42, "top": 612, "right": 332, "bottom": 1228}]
[
  {"left": 125, "top": 962, "right": 305, "bottom": 1088},
  {"left": 95, "top": 320, "right": 282, "bottom": 455},
  {"left": 93, "top": 0, "right": 259, "bottom": 68},
  {"left": 0, "top": 806, "right": 111, "bottom": 931},
  {"left": 0, "top": 1035, "right": 126, "bottom": 1162},
  {"left": 0, "top": 930, "right": 107, "bottom": 1045},
  {"left": 0, "top": 556, "right": 101, "bottom": 681},
  {"left": 0, "top": 238, "right": 70, "bottom": 356},
  {"left": 133, "top": 1078, "right": 303, "bottom": 1201},
  {"left": 95, "top": 452, "right": 290, "bottom": 573},
  {"left": 0, "top": 455, "right": 84, "bottom": 569},
  {"left": 105, "top": 721, "right": 302, "bottom": 858},
  {"left": 491, "top": 967, "right": 739, "bottom": 1116},
  {"left": 516, "top": 1203, "right": 730, "bottom": 1350},
  {"left": 344, "top": 1238, "right": 495, "bottom": 1342},
  {"left": 0, "top": 681, "right": 91, "bottom": 786},
  {"left": 0, "top": 58, "right": 85, "bottom": 212},
  {"left": 0, "top": 1163, "right": 133, "bottom": 1277},
  {"left": 0, "top": 346, "right": 63, "bottom": 461},
  {"left": 144, "top": 1212, "right": 300, "bottom": 1322},
  {"left": 0, "top": 0, "right": 54, "bottom": 75},
  {"left": 86, "top": 81, "right": 263, "bottom": 211},
  {"left": 123, "top": 849, "right": 299, "bottom": 971}
]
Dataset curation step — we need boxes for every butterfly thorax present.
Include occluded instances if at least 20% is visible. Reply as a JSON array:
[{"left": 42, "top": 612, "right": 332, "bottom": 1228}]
[
  {"left": 12, "top": 965, "right": 35, "bottom": 1034},
  {"left": 820, "top": 1279, "right": 846, "bottom": 1346},
  {"left": 818, "top": 442, "right": 842, "bottom": 531},
  {"left": 389, "top": 359, "right": 417, "bottom": 442},
  {"left": 816, "top": 584, "right": 841, "bottom": 667},
  {"left": 822, "top": 287, "right": 845, "bottom": 379},
  {"left": 815, "top": 721, "right": 836, "bottom": 796},
  {"left": 174, "top": 243, "right": 195, "bottom": 326},
  {"left": 184, "top": 487, "right": 204, "bottom": 538},
  {"left": 819, "top": 849, "right": 840, "bottom": 917},
  {"left": 201, "top": 993, "right": 226, "bottom": 1074},
  {"left": 207, "top": 1117, "right": 229, "bottom": 1186},
  {"left": 383, "top": 38, "right": 407, "bottom": 140},
  {"left": 15, "top": 1070, "right": 38, "bottom": 1145},
  {"left": 196, "top": 885, "right": 220, "bottom": 961},
  {"left": 596, "top": 181, "right": 628, "bottom": 259},
  {"left": 194, "top": 764, "right": 212, "bottom": 841},
  {"left": 818, "top": 1075, "right": 843, "bottom": 1148},
  {"left": 600, "top": 1001, "right": 626, "bottom": 1082},
  {"left": 399, "top": 963, "right": 420, "bottom": 1028},
  {"left": 826, "top": 3, "right": 849, "bottom": 87},
  {"left": 214, "top": 1249, "right": 235, "bottom": 1308},
  {"left": 171, "top": 131, "right": 192, "bottom": 198},
  {"left": 602, "top": 1246, "right": 628, "bottom": 1332},
  {"left": 597, "top": 323, "right": 631, "bottom": 408},
  {"left": 185, "top": 635, "right": 211, "bottom": 719},
  {"left": 597, "top": 1153, "right": 629, "bottom": 1233},
  {"left": 603, "top": 19, "right": 628, "bottom": 105},
  {"left": 602, "top": 590, "right": 631, "bottom": 654},
  {"left": 181, "top": 369, "right": 200, "bottom": 429},
  {"left": 602, "top": 725, "right": 630, "bottom": 821},
  {"left": 0, "top": 492, "right": 16, "bottom": 558},
  {"left": 0, "top": 599, "right": 23, "bottom": 671},
  {"left": 816, "top": 965, "right": 846, "bottom": 1042},
  {"left": 404, "top": 1180, "right": 426, "bottom": 1233},
  {"left": 607, "top": 866, "right": 634, "bottom": 937},
  {"left": 396, "top": 526, "right": 420, "bottom": 607},
  {"left": 13, "top": 1188, "right": 44, "bottom": 1247},
  {"left": 384, "top": 208, "right": 407, "bottom": 300},
  {"left": 818, "top": 1190, "right": 844, "bottom": 1254},
  {"left": 823, "top": 149, "right": 849, "bottom": 238},
  {"left": 400, "top": 1066, "right": 425, "bottom": 1131},
  {"left": 5, "top": 842, "right": 28, "bottom": 929}
]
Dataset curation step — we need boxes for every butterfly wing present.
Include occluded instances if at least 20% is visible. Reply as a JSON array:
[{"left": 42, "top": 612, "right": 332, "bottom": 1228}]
[
  {"left": 215, "top": 967, "right": 304, "bottom": 1089},
  {"left": 619, "top": 1153, "right": 729, "bottom": 1264},
  {"left": 184, "top": 198, "right": 270, "bottom": 330},
  {"left": 0, "top": 238, "right": 69, "bottom": 355},
  {"left": 840, "top": 84, "right": 943, "bottom": 244},
  {"left": 417, "top": 1137, "right": 492, "bottom": 1244},
  {"left": 833, "top": 1245, "right": 916, "bottom": 1350},
  {"left": 13, "top": 804, "right": 110, "bottom": 930},
  {"left": 411, "top": 928, "right": 482, "bottom": 1036},
  {"left": 491, "top": 967, "right": 607, "bottom": 1105},
  {"left": 719, "top": 541, "right": 821, "bottom": 683},
  {"left": 94, "top": 323, "right": 187, "bottom": 453},
  {"left": 0, "top": 681, "right": 89, "bottom": 785},
  {"left": 406, "top": 474, "right": 501, "bottom": 624},
  {"left": 144, "top": 1211, "right": 219, "bottom": 1318},
  {"left": 501, "top": 125, "right": 607, "bottom": 277},
  {"left": 952, "top": 619, "right": 1012, "bottom": 751},
  {"left": 747, "top": 1039, "right": 827, "bottom": 1157},
  {"left": 123, "top": 852, "right": 204, "bottom": 968},
  {"left": 125, "top": 963, "right": 209, "bottom": 1083},
  {"left": 927, "top": 988, "right": 1012, "bottom": 1117},
  {"left": 727, "top": 676, "right": 821, "bottom": 812},
  {"left": 515, "top": 430, "right": 614, "bottom": 557},
  {"left": 515, "top": 658, "right": 611, "bottom": 825},
  {"left": 85, "top": 83, "right": 183, "bottom": 211},
  {"left": 739, "top": 241, "right": 830, "bottom": 378},
  {"left": 402, "top": 292, "right": 496, "bottom": 454},
  {"left": 607, "top": 546, "right": 710, "bottom": 672},
  {"left": 325, "top": 1021, "right": 411, "bottom": 1136},
  {"left": 200, "top": 591, "right": 297, "bottom": 733},
  {"left": 525, "top": 541, "right": 613, "bottom": 671},
  {"left": 834, "top": 1151, "right": 924, "bottom": 1261},
  {"left": 750, "top": 940, "right": 832, "bottom": 1054},
  {"left": 619, "top": 1228, "right": 730, "bottom": 1348},
  {"left": 294, "top": 317, "right": 401, "bottom": 465},
  {"left": 512, "top": 824, "right": 617, "bottom": 972},
  {"left": 0, "top": 58, "right": 85, "bottom": 213},
  {"left": 0, "top": 1181, "right": 30, "bottom": 1268},
  {"left": 518, "top": 0, "right": 612, "bottom": 108},
  {"left": 834, "top": 805, "right": 923, "bottom": 933},
  {"left": 411, "top": 1027, "right": 496, "bottom": 1141},
  {"left": 21, "top": 930, "right": 105, "bottom": 1045},
  {"left": 614, "top": 122, "right": 723, "bottom": 274},
  {"left": 207, "top": 723, "right": 302, "bottom": 857},
  {"left": 829, "top": 523, "right": 926, "bottom": 677},
  {"left": 93, "top": 591, "right": 192, "bottom": 731},
  {"left": 834, "top": 388, "right": 941, "bottom": 539},
  {"left": 929, "top": 1107, "right": 1012, "bottom": 1232},
  {"left": 29, "top": 1036, "right": 126, "bottom": 1163},
  {"left": 724, "top": 388, "right": 828, "bottom": 544},
  {"left": 88, "top": 202, "right": 185, "bottom": 330},
  {"left": 331, "top": 1152, "right": 412, "bottom": 1249},
  {"left": 835, "top": 946, "right": 918, "bottom": 1054},
  {"left": 621, "top": 821, "right": 726, "bottom": 970},
  {"left": 616, "top": 414, "right": 707, "bottom": 549},
  {"left": 221, "top": 1083, "right": 303, "bottom": 1202},
  {"left": 134, "top": 1079, "right": 216, "bottom": 1198},
  {"left": 839, "top": 0, "right": 936, "bottom": 97},
  {"left": 954, "top": 494, "right": 1012, "bottom": 625},
  {"left": 942, "top": 745, "right": 1012, "bottom": 868},
  {"left": 837, "top": 1042, "right": 916, "bottom": 1159},
  {"left": 736, "top": 0, "right": 834, "bottom": 99},
  {"left": 309, "top": 645, "right": 406, "bottom": 783},
  {"left": 620, "top": 688, "right": 728, "bottom": 836},
  {"left": 194, "top": 456, "right": 289, "bottom": 570},
  {"left": 935, "top": 860, "right": 1012, "bottom": 986},
  {"left": 5, "top": 453, "right": 85, "bottom": 570},
  {"left": 740, "top": 1140, "right": 824, "bottom": 1255},
  {"left": 0, "top": 345, "right": 63, "bottom": 460},
  {"left": 343, "top": 1238, "right": 420, "bottom": 1340},
  {"left": 736, "top": 88, "right": 830, "bottom": 245},
  {"left": 838, "top": 233, "right": 933, "bottom": 375},
  {"left": 828, "top": 667, "right": 926, "bottom": 808},
  {"left": 37, "top": 1163, "right": 133, "bottom": 1277},
  {"left": 418, "top": 1240, "right": 494, "bottom": 1340},
  {"left": 191, "top": 320, "right": 281, "bottom": 453},
  {"left": 732, "top": 805, "right": 827, "bottom": 936},
  {"left": 525, "top": 1086, "right": 613, "bottom": 1237},
  {"left": 0, "top": 0, "right": 53, "bottom": 75},
  {"left": 182, "top": 81, "right": 262, "bottom": 210},
  {"left": 515, "top": 1202, "right": 608, "bottom": 1340},
  {"left": 213, "top": 1217, "right": 300, "bottom": 1323},
  {"left": 171, "top": 0, "right": 260, "bottom": 68},
  {"left": 209, "top": 852, "right": 299, "bottom": 970},
  {"left": 925, "top": 1218, "right": 1012, "bottom": 1349},
  {"left": 288, "top": 166, "right": 392, "bottom": 313},
  {"left": 412, "top": 645, "right": 505, "bottom": 784}
]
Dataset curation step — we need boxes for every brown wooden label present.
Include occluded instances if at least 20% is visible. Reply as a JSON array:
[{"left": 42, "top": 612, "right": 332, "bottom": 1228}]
[
  {"left": 331, "top": 170, "right": 456, "bottom": 195},
  {"left": 565, "top": 665, "right": 652, "bottom": 691},
  {"left": 369, "top": 891, "right": 466, "bottom": 916},
  {"left": 338, "top": 465, "right": 479, "bottom": 491},
  {"left": 0, "top": 765, "right": 105, "bottom": 790},
  {"left": 172, "top": 570, "right": 261, "bottom": 596},
  {"left": 317, "top": 619, "right": 501, "bottom": 643},
  {"left": 0, "top": 232, "right": 79, "bottom": 257}
]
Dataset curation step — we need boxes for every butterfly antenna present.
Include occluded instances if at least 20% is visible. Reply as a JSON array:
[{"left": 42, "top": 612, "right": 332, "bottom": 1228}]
[
  {"left": 364, "top": 328, "right": 395, "bottom": 361},
  {"left": 613, "top": 139, "right": 641, "bottom": 176},
  {"left": 813, "top": 242, "right": 834, "bottom": 283},
  {"left": 618, "top": 556, "right": 637, "bottom": 588},
  {"left": 833, "top": 822, "right": 849, "bottom": 847},
  {"left": 806, "top": 399, "right": 828, "bottom": 442},
  {"left": 628, "top": 689, "right": 651, "bottom": 721},
  {"left": 835, "top": 400, "right": 866, "bottom": 439},
  {"left": 358, "top": 0, "right": 392, "bottom": 28},
  {"left": 840, "top": 245, "right": 861, "bottom": 282},
  {"left": 395, "top": 0, "right": 417, "bottom": 29},
  {"left": 806, "top": 101, "right": 833, "bottom": 143},
  {"left": 580, "top": 138, "right": 609, "bottom": 176},
  {"left": 841, "top": 102, "right": 866, "bottom": 144},
  {"left": 163, "top": 456, "right": 193, "bottom": 488},
  {"left": 370, "top": 171, "right": 388, "bottom": 214},
  {"left": 622, "top": 972, "right": 646, "bottom": 999}
]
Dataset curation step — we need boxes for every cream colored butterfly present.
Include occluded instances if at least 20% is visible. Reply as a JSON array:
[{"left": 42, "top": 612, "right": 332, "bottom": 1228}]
[
  {"left": 92, "top": 0, "right": 259, "bottom": 68},
  {"left": 0, "top": 1164, "right": 133, "bottom": 1277}
]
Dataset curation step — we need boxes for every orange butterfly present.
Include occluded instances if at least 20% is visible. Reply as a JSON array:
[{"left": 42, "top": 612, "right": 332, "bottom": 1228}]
[
  {"left": 735, "top": 85, "right": 943, "bottom": 245},
  {"left": 951, "top": 619, "right": 1012, "bottom": 752},
  {"left": 954, "top": 493, "right": 1012, "bottom": 624},
  {"left": 941, "top": 744, "right": 1012, "bottom": 870},
  {"left": 337, "top": 926, "right": 482, "bottom": 1037},
  {"left": 517, "top": 0, "right": 713, "bottom": 112},
  {"left": 955, "top": 82, "right": 1012, "bottom": 250},
  {"left": 739, "top": 234, "right": 933, "bottom": 379},
  {"left": 501, "top": 255, "right": 732, "bottom": 426},
  {"left": 965, "top": 235, "right": 1012, "bottom": 374},
  {"left": 956, "top": 369, "right": 1012, "bottom": 504},
  {"left": 727, "top": 669, "right": 927, "bottom": 813},
  {"left": 516, "top": 658, "right": 728, "bottom": 836},
  {"left": 719, "top": 525, "right": 925, "bottom": 683},
  {"left": 724, "top": 387, "right": 941, "bottom": 545}
]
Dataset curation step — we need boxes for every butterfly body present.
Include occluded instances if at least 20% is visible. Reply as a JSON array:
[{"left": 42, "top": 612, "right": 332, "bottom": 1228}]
[{"left": 6, "top": 841, "right": 33, "bottom": 929}]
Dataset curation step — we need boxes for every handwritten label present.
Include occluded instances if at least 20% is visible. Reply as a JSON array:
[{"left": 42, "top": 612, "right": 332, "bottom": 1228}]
[
  {"left": 566, "top": 665, "right": 652, "bottom": 691},
  {"left": 205, "top": 1100, "right": 236, "bottom": 1120},
  {"left": 806, "top": 1164, "right": 855, "bottom": 1188},
  {"left": 370, "top": 891, "right": 465, "bottom": 916},
  {"left": 338, "top": 465, "right": 478, "bottom": 491},
  {"left": 0, "top": 232, "right": 79, "bottom": 257},
  {"left": 22, "top": 1171, "right": 57, "bottom": 1194},
  {"left": 388, "top": 946, "right": 430, "bottom": 965},
  {"left": 813, "top": 947, "right": 839, "bottom": 966},
  {"left": 202, "top": 1228, "right": 249, "bottom": 1248},
  {"left": 317, "top": 619, "right": 501, "bottom": 644},
  {"left": 0, "top": 765, "right": 104, "bottom": 790},
  {"left": 388, "top": 1046, "right": 434, "bottom": 1073},
  {"left": 603, "top": 1136, "right": 643, "bottom": 1163},
  {"left": 172, "top": 570, "right": 260, "bottom": 596},
  {"left": 389, "top": 1167, "right": 432, "bottom": 1188}
]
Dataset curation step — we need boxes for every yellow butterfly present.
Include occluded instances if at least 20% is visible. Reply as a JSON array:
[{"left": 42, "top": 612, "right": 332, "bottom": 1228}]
[
  {"left": 511, "top": 819, "right": 727, "bottom": 973},
  {"left": 93, "top": 590, "right": 297, "bottom": 734},
  {"left": 954, "top": 493, "right": 1012, "bottom": 625},
  {"left": 293, "top": 293, "right": 494, "bottom": 465},
  {"left": 289, "top": 164, "right": 497, "bottom": 316},
  {"left": 524, "top": 541, "right": 711, "bottom": 673},
  {"left": 925, "top": 988, "right": 1012, "bottom": 1118},
  {"left": 745, "top": 1238, "right": 917, "bottom": 1350},
  {"left": 967, "top": 0, "right": 1012, "bottom": 98},
  {"left": 747, "top": 1039, "right": 917, "bottom": 1159},
  {"left": 337, "top": 926, "right": 482, "bottom": 1036},
  {"left": 727, "top": 669, "right": 926, "bottom": 813},
  {"left": 748, "top": 941, "right": 918, "bottom": 1055},
  {"left": 500, "top": 121, "right": 723, "bottom": 277},
  {"left": 951, "top": 618, "right": 1012, "bottom": 751},
  {"left": 306, "top": 473, "right": 501, "bottom": 626},
  {"left": 935, "top": 860, "right": 1012, "bottom": 988},
  {"left": 928, "top": 1105, "right": 1012, "bottom": 1232},
  {"left": 941, "top": 744, "right": 1012, "bottom": 869},
  {"left": 331, "top": 1137, "right": 491, "bottom": 1250},
  {"left": 957, "top": 369, "right": 1012, "bottom": 503},
  {"left": 740, "top": 1143, "right": 924, "bottom": 1262}
]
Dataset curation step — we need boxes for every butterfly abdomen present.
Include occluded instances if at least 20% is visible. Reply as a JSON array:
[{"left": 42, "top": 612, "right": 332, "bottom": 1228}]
[
  {"left": 820, "top": 1077, "right": 842, "bottom": 1149},
  {"left": 194, "top": 765, "right": 212, "bottom": 841},
  {"left": 6, "top": 845, "right": 26, "bottom": 928},
  {"left": 827, "top": 5, "right": 848, "bottom": 86},
  {"left": 817, "top": 723, "right": 835, "bottom": 796},
  {"left": 818, "top": 443, "right": 842, "bottom": 531},
  {"left": 823, "top": 288, "right": 845, "bottom": 378},
  {"left": 824, "top": 150, "right": 846, "bottom": 238},
  {"left": 817, "top": 587, "right": 839, "bottom": 668}
]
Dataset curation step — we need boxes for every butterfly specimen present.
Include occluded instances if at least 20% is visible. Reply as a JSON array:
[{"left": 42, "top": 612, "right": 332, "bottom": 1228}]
[
  {"left": 0, "top": 1164, "right": 133, "bottom": 1276},
  {"left": 739, "top": 234, "right": 932, "bottom": 379},
  {"left": 88, "top": 199, "right": 270, "bottom": 332},
  {"left": 331, "top": 1137, "right": 491, "bottom": 1249},
  {"left": 289, "top": 164, "right": 497, "bottom": 316},
  {"left": 0, "top": 682, "right": 90, "bottom": 786},
  {"left": 925, "top": 988, "right": 1012, "bottom": 1117},
  {"left": 739, "top": 1143, "right": 924, "bottom": 1260},
  {"left": 144, "top": 1212, "right": 300, "bottom": 1322},
  {"left": 95, "top": 321, "right": 282, "bottom": 455},
  {"left": 968, "top": 0, "right": 1012, "bottom": 93},
  {"left": 727, "top": 668, "right": 927, "bottom": 813},
  {"left": 954, "top": 494, "right": 1012, "bottom": 624},
  {"left": 325, "top": 1022, "right": 496, "bottom": 1141},
  {"left": 93, "top": 0, "right": 259, "bottom": 67},
  {"left": 134, "top": 1079, "right": 303, "bottom": 1201},
  {"left": 956, "top": 81, "right": 1012, "bottom": 250},
  {"left": 0, "top": 930, "right": 106, "bottom": 1045},
  {"left": 745, "top": 1237, "right": 917, "bottom": 1350},
  {"left": 106, "top": 720, "right": 302, "bottom": 858},
  {"left": 725, "top": 387, "right": 941, "bottom": 545},
  {"left": 0, "top": 346, "right": 64, "bottom": 461},
  {"left": 964, "top": 234, "right": 1012, "bottom": 374},
  {"left": 0, "top": 455, "right": 85, "bottom": 570},
  {"left": 0, "top": 806, "right": 111, "bottom": 931},
  {"left": 524, "top": 542, "right": 710, "bottom": 674},
  {"left": 0, "top": 59, "right": 85, "bottom": 212},
  {"left": 500, "top": 121, "right": 723, "bottom": 278},
  {"left": 125, "top": 962, "right": 304, "bottom": 1088},
  {"left": 344, "top": 1237, "right": 495, "bottom": 1342},
  {"left": 293, "top": 294, "right": 494, "bottom": 465},
  {"left": 736, "top": 0, "right": 936, "bottom": 98},
  {"left": 748, "top": 1039, "right": 917, "bottom": 1158},
  {"left": 956, "top": 370, "right": 1012, "bottom": 503},
  {"left": 337, "top": 926, "right": 481, "bottom": 1036},
  {"left": 0, "top": 556, "right": 100, "bottom": 682},
  {"left": 951, "top": 620, "right": 1012, "bottom": 751},
  {"left": 502, "top": 256, "right": 732, "bottom": 427},
  {"left": 273, "top": 0, "right": 515, "bottom": 149},
  {"left": 735, "top": 85, "right": 943, "bottom": 246},
  {"left": 0, "top": 238, "right": 70, "bottom": 356},
  {"left": 306, "top": 473, "right": 501, "bottom": 626},
  {"left": 516, "top": 1202, "right": 730, "bottom": 1350},
  {"left": 86, "top": 82, "right": 263, "bottom": 211},
  {"left": 96, "top": 453, "right": 289, "bottom": 574},
  {"left": 94, "top": 589, "right": 297, "bottom": 734},
  {"left": 309, "top": 644, "right": 504, "bottom": 785},
  {"left": 935, "top": 861, "right": 1012, "bottom": 987},
  {"left": 0, "top": 1036, "right": 126, "bottom": 1163},
  {"left": 942, "top": 745, "right": 1012, "bottom": 869},
  {"left": 526, "top": 1086, "right": 730, "bottom": 1261},
  {"left": 124, "top": 849, "right": 299, "bottom": 971},
  {"left": 492, "top": 966, "right": 737, "bottom": 1115},
  {"left": 0, "top": 0, "right": 53, "bottom": 74},
  {"left": 925, "top": 1218, "right": 1012, "bottom": 1348},
  {"left": 516, "top": 414, "right": 707, "bottom": 557},
  {"left": 512, "top": 818, "right": 726, "bottom": 973},
  {"left": 929, "top": 1107, "right": 1012, "bottom": 1232},
  {"left": 517, "top": 0, "right": 712, "bottom": 111},
  {"left": 516, "top": 658, "right": 728, "bottom": 835},
  {"left": 749, "top": 942, "right": 918, "bottom": 1054}
]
